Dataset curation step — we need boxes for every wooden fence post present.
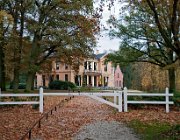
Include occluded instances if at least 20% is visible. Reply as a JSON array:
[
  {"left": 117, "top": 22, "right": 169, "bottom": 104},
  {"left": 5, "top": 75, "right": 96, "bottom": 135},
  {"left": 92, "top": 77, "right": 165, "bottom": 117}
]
[
  {"left": 114, "top": 91, "right": 117, "bottom": 104},
  {"left": 124, "top": 87, "right": 128, "bottom": 112},
  {"left": 165, "top": 87, "right": 169, "bottom": 113},
  {"left": 118, "top": 91, "right": 122, "bottom": 112},
  {"left": 39, "top": 87, "right": 43, "bottom": 113}
]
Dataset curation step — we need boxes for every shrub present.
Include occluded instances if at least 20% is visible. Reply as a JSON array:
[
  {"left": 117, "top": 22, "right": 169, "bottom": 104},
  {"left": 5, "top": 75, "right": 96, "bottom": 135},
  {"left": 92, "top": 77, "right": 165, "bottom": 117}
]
[
  {"left": 9, "top": 82, "right": 26, "bottom": 89},
  {"left": 173, "top": 91, "right": 180, "bottom": 107},
  {"left": 49, "top": 80, "right": 76, "bottom": 90},
  {"left": 18, "top": 83, "right": 26, "bottom": 89}
]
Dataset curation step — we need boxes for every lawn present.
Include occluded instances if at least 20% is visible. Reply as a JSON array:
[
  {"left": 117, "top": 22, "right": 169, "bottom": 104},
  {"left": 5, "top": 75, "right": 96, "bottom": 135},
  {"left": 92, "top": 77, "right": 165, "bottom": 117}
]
[{"left": 128, "top": 120, "right": 180, "bottom": 140}]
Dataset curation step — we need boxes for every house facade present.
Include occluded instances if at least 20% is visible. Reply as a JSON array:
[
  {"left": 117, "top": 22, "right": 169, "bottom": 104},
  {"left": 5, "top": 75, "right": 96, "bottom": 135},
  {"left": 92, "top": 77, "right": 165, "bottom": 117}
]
[
  {"left": 114, "top": 65, "right": 123, "bottom": 88},
  {"left": 35, "top": 52, "right": 122, "bottom": 88}
]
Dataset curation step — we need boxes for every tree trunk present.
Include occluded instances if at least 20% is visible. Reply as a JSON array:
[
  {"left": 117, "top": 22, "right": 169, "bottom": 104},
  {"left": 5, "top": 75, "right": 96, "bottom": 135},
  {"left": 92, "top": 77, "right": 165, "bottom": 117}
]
[
  {"left": 0, "top": 45, "right": 6, "bottom": 91},
  {"left": 26, "top": 72, "right": 35, "bottom": 91},
  {"left": 12, "top": 68, "right": 20, "bottom": 91},
  {"left": 168, "top": 68, "right": 175, "bottom": 93}
]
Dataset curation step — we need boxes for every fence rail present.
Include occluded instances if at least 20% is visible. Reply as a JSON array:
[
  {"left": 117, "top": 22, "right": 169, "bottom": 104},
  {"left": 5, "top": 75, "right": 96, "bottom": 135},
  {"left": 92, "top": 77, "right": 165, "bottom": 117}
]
[
  {"left": 0, "top": 87, "right": 174, "bottom": 113},
  {"left": 123, "top": 87, "right": 174, "bottom": 113}
]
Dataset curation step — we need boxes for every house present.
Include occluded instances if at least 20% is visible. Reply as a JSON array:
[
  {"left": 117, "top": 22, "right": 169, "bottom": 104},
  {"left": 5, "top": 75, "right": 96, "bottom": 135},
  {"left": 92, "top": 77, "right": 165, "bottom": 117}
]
[
  {"left": 114, "top": 65, "right": 123, "bottom": 88},
  {"left": 35, "top": 52, "right": 118, "bottom": 88}
]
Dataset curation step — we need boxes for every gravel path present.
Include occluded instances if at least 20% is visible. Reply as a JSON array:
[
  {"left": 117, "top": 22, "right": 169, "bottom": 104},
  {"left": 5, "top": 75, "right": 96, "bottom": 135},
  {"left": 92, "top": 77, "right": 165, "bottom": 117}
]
[{"left": 73, "top": 120, "right": 139, "bottom": 140}]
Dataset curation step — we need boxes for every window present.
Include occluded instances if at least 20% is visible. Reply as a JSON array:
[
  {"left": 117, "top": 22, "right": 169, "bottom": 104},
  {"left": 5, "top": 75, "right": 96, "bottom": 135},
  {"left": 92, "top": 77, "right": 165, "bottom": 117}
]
[
  {"left": 118, "top": 73, "right": 119, "bottom": 78},
  {"left": 119, "top": 81, "right": 121, "bottom": 87},
  {"left": 56, "top": 62, "right": 60, "bottom": 70},
  {"left": 88, "top": 62, "right": 92, "bottom": 70},
  {"left": 84, "top": 61, "right": 87, "bottom": 70},
  {"left": 50, "top": 75, "right": 54, "bottom": 82},
  {"left": 104, "top": 61, "right": 108, "bottom": 71},
  {"left": 94, "top": 62, "right": 97, "bottom": 70},
  {"left": 104, "top": 64, "right": 107, "bottom": 71},
  {"left": 65, "top": 64, "right": 68, "bottom": 70},
  {"left": 56, "top": 74, "right": 59, "bottom": 80},
  {"left": 65, "top": 74, "right": 68, "bottom": 81}
]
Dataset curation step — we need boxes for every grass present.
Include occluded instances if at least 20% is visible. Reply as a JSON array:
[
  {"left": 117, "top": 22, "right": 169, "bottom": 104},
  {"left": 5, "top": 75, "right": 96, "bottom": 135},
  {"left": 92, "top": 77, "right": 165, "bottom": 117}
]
[{"left": 128, "top": 120, "right": 180, "bottom": 140}]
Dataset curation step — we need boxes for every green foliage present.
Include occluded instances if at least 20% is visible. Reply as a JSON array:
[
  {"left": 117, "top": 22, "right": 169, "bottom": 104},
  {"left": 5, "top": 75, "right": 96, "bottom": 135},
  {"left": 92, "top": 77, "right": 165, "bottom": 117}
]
[
  {"left": 129, "top": 120, "right": 179, "bottom": 140},
  {"left": 10, "top": 83, "right": 26, "bottom": 89},
  {"left": 49, "top": 80, "right": 76, "bottom": 90},
  {"left": 107, "top": 0, "right": 180, "bottom": 92},
  {"left": 173, "top": 91, "right": 180, "bottom": 108},
  {"left": 1, "top": 0, "right": 97, "bottom": 91}
]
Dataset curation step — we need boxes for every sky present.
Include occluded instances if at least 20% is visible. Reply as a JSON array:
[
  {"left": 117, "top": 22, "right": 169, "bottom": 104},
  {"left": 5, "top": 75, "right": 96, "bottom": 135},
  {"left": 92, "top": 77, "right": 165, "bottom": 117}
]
[{"left": 95, "top": 1, "right": 121, "bottom": 53}]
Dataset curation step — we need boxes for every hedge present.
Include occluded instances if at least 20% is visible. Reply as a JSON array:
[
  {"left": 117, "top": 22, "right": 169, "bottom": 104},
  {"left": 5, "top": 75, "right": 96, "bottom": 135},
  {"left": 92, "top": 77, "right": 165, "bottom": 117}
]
[{"left": 49, "top": 80, "right": 76, "bottom": 90}]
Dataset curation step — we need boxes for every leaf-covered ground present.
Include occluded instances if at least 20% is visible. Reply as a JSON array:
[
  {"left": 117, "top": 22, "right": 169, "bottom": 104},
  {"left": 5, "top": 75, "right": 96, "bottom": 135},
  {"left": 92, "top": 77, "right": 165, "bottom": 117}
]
[{"left": 0, "top": 96, "right": 179, "bottom": 140}]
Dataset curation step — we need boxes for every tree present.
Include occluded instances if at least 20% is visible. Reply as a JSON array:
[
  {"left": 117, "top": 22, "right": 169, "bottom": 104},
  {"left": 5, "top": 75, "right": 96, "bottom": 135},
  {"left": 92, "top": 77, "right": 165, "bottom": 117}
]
[
  {"left": 24, "top": 0, "right": 97, "bottom": 91},
  {"left": 108, "top": 0, "right": 180, "bottom": 92},
  {"left": 1, "top": 0, "right": 98, "bottom": 91},
  {"left": 0, "top": 0, "right": 33, "bottom": 91},
  {"left": 0, "top": 10, "right": 13, "bottom": 91}
]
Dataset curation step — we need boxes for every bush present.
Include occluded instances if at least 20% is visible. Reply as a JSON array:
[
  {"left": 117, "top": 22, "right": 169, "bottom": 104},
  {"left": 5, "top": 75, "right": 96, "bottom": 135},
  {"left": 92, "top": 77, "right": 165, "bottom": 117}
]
[
  {"left": 10, "top": 82, "right": 26, "bottom": 89},
  {"left": 173, "top": 91, "right": 180, "bottom": 107},
  {"left": 49, "top": 80, "right": 76, "bottom": 90}
]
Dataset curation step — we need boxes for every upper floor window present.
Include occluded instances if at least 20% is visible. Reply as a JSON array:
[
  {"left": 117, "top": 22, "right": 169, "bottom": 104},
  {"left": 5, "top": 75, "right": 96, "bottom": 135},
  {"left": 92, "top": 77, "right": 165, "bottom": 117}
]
[
  {"left": 56, "top": 62, "right": 60, "bottom": 70},
  {"left": 84, "top": 61, "right": 87, "bottom": 70},
  {"left": 104, "top": 62, "right": 108, "bottom": 71},
  {"left": 94, "top": 62, "right": 97, "bottom": 70},
  {"left": 88, "top": 62, "right": 92, "bottom": 70},
  {"left": 118, "top": 73, "right": 119, "bottom": 78},
  {"left": 65, "top": 64, "right": 68, "bottom": 70}
]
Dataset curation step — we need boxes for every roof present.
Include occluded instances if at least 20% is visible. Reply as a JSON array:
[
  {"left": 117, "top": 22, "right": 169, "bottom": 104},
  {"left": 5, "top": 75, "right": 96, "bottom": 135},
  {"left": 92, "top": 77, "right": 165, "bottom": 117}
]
[{"left": 94, "top": 52, "right": 107, "bottom": 59}]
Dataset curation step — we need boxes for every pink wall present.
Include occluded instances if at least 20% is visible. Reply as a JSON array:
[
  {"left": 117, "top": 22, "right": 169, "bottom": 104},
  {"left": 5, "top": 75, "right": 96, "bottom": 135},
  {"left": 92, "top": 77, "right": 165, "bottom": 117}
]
[{"left": 114, "top": 65, "right": 123, "bottom": 88}]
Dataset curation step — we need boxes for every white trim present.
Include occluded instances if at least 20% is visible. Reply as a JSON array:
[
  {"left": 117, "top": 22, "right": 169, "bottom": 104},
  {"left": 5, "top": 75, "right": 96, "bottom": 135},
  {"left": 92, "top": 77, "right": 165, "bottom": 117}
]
[
  {"left": 126, "top": 93, "right": 173, "bottom": 96},
  {"left": 0, "top": 101, "right": 39, "bottom": 105},
  {"left": 127, "top": 101, "right": 174, "bottom": 104},
  {"left": 0, "top": 94, "right": 39, "bottom": 97},
  {"left": 87, "top": 95, "right": 119, "bottom": 109}
]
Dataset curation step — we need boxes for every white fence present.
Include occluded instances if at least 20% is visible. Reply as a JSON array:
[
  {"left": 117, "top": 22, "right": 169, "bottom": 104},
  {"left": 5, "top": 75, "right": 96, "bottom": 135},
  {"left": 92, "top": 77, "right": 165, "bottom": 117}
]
[
  {"left": 0, "top": 88, "right": 41, "bottom": 112},
  {"left": 123, "top": 87, "right": 174, "bottom": 113},
  {"left": 41, "top": 89, "right": 123, "bottom": 112},
  {"left": 0, "top": 88, "right": 122, "bottom": 113},
  {"left": 0, "top": 87, "right": 174, "bottom": 113}
]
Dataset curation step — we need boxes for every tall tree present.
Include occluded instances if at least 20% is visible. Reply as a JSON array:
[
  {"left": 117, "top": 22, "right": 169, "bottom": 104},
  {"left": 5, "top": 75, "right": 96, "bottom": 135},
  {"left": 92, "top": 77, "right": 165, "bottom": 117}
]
[
  {"left": 1, "top": 0, "right": 33, "bottom": 91},
  {"left": 25, "top": 0, "right": 97, "bottom": 91},
  {"left": 0, "top": 10, "right": 13, "bottom": 91},
  {"left": 108, "top": 0, "right": 180, "bottom": 92}
]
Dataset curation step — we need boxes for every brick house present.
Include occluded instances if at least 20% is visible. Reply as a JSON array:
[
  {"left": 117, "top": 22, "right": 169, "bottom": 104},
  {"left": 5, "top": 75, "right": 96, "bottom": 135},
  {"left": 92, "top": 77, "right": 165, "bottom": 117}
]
[
  {"left": 35, "top": 52, "right": 119, "bottom": 88},
  {"left": 114, "top": 65, "right": 123, "bottom": 88}
]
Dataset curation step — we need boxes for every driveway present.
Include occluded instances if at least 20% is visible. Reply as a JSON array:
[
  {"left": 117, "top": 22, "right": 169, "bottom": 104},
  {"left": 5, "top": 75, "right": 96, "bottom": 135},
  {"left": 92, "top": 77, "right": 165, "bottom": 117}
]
[{"left": 32, "top": 96, "right": 139, "bottom": 140}]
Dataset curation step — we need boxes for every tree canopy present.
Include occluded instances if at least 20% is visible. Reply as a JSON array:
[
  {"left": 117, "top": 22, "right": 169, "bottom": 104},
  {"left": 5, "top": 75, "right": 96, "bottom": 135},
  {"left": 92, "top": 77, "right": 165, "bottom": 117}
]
[
  {"left": 0, "top": 0, "right": 98, "bottom": 91},
  {"left": 107, "top": 0, "right": 180, "bottom": 91}
]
